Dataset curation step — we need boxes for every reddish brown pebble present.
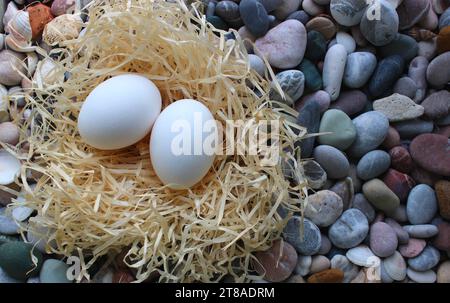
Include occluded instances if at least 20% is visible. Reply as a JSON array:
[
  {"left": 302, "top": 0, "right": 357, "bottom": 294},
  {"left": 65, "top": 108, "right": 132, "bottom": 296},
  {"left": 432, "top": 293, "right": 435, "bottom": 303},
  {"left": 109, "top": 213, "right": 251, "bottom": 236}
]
[
  {"left": 432, "top": 222, "right": 450, "bottom": 252},
  {"left": 112, "top": 269, "right": 135, "bottom": 283},
  {"left": 435, "top": 125, "right": 450, "bottom": 138},
  {"left": 27, "top": 3, "right": 54, "bottom": 41},
  {"left": 410, "top": 164, "right": 441, "bottom": 186},
  {"left": 382, "top": 169, "right": 416, "bottom": 202},
  {"left": 437, "top": 26, "right": 450, "bottom": 54},
  {"left": 399, "top": 238, "right": 426, "bottom": 258},
  {"left": 307, "top": 268, "right": 344, "bottom": 283},
  {"left": 389, "top": 146, "right": 413, "bottom": 173},
  {"left": 410, "top": 134, "right": 450, "bottom": 176},
  {"left": 435, "top": 180, "right": 450, "bottom": 220},
  {"left": 253, "top": 239, "right": 298, "bottom": 282},
  {"left": 382, "top": 126, "right": 401, "bottom": 150},
  {"left": 306, "top": 17, "right": 337, "bottom": 40}
]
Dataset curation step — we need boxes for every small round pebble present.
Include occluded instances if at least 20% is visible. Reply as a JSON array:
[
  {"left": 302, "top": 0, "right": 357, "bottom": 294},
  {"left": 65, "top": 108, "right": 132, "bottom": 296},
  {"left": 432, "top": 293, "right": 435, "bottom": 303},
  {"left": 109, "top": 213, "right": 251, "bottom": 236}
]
[
  {"left": 368, "top": 55, "right": 405, "bottom": 98},
  {"left": 362, "top": 178, "right": 400, "bottom": 213},
  {"left": 407, "top": 268, "right": 437, "bottom": 283},
  {"left": 330, "top": 0, "right": 368, "bottom": 27},
  {"left": 310, "top": 255, "right": 330, "bottom": 274},
  {"left": 318, "top": 109, "right": 356, "bottom": 151},
  {"left": 330, "top": 254, "right": 359, "bottom": 283},
  {"left": 403, "top": 224, "right": 439, "bottom": 238},
  {"left": 344, "top": 52, "right": 377, "bottom": 88},
  {"left": 393, "top": 77, "right": 418, "bottom": 99},
  {"left": 426, "top": 51, "right": 450, "bottom": 87},
  {"left": 239, "top": 0, "right": 270, "bottom": 38},
  {"left": 305, "top": 190, "right": 343, "bottom": 227},
  {"left": 406, "top": 184, "right": 438, "bottom": 224},
  {"left": 410, "top": 134, "right": 450, "bottom": 177},
  {"left": 329, "top": 209, "right": 369, "bottom": 249},
  {"left": 40, "top": 259, "right": 72, "bottom": 283},
  {"left": 329, "top": 90, "right": 368, "bottom": 117},
  {"left": 389, "top": 146, "right": 413, "bottom": 173},
  {"left": 313, "top": 145, "right": 350, "bottom": 179},
  {"left": 283, "top": 217, "right": 321, "bottom": 255},
  {"left": 346, "top": 245, "right": 379, "bottom": 267},
  {"left": 421, "top": 90, "right": 450, "bottom": 120},
  {"left": 356, "top": 150, "right": 391, "bottom": 181},
  {"left": 408, "top": 246, "right": 440, "bottom": 272},
  {"left": 369, "top": 222, "right": 398, "bottom": 258}
]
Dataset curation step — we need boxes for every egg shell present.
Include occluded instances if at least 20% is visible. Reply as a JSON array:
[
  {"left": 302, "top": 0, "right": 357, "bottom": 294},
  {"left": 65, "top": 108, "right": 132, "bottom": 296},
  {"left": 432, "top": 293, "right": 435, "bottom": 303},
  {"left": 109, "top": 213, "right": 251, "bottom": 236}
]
[
  {"left": 150, "top": 99, "right": 217, "bottom": 189},
  {"left": 78, "top": 74, "right": 161, "bottom": 150}
]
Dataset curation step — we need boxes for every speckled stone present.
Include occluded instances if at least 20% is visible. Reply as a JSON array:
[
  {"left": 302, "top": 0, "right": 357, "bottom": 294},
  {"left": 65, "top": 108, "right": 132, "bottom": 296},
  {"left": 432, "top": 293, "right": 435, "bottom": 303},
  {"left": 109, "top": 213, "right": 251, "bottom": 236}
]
[
  {"left": 344, "top": 52, "right": 377, "bottom": 88},
  {"left": 330, "top": 90, "right": 368, "bottom": 117},
  {"left": 389, "top": 146, "right": 413, "bottom": 173},
  {"left": 270, "top": 70, "right": 305, "bottom": 105},
  {"left": 329, "top": 209, "right": 369, "bottom": 249},
  {"left": 360, "top": 0, "right": 399, "bottom": 46},
  {"left": 330, "top": 0, "right": 368, "bottom": 27},
  {"left": 373, "top": 93, "right": 424, "bottom": 122},
  {"left": 283, "top": 217, "right": 322, "bottom": 255},
  {"left": 239, "top": 0, "right": 270, "bottom": 37},
  {"left": 305, "top": 190, "right": 343, "bottom": 227},
  {"left": 368, "top": 55, "right": 405, "bottom": 98},
  {"left": 356, "top": 150, "right": 391, "bottom": 180}
]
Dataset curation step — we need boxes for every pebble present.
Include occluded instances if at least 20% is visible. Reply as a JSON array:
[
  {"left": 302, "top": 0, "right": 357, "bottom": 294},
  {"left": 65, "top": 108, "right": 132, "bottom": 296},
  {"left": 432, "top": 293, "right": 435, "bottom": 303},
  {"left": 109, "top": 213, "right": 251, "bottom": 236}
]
[
  {"left": 383, "top": 251, "right": 407, "bottom": 281},
  {"left": 379, "top": 34, "right": 419, "bottom": 62},
  {"left": 318, "top": 109, "right": 356, "bottom": 151},
  {"left": 368, "top": 55, "right": 405, "bottom": 98},
  {"left": 347, "top": 111, "right": 390, "bottom": 158},
  {"left": 437, "top": 25, "right": 450, "bottom": 54},
  {"left": 305, "top": 190, "right": 343, "bottom": 227},
  {"left": 388, "top": 204, "right": 408, "bottom": 223},
  {"left": 283, "top": 217, "right": 321, "bottom": 255},
  {"left": 433, "top": 222, "right": 450, "bottom": 252},
  {"left": 305, "top": 16, "right": 337, "bottom": 41},
  {"left": 393, "top": 77, "right": 418, "bottom": 100},
  {"left": 348, "top": 164, "right": 362, "bottom": 194},
  {"left": 319, "top": 234, "right": 332, "bottom": 255},
  {"left": 382, "top": 169, "right": 416, "bottom": 202},
  {"left": 0, "top": 122, "right": 20, "bottom": 146},
  {"left": 258, "top": 0, "right": 283, "bottom": 12},
  {"left": 406, "top": 184, "right": 438, "bottom": 224},
  {"left": 313, "top": 145, "right": 350, "bottom": 179},
  {"left": 418, "top": 39, "right": 438, "bottom": 61},
  {"left": 410, "top": 134, "right": 450, "bottom": 176},
  {"left": 385, "top": 218, "right": 410, "bottom": 245},
  {"left": 294, "top": 255, "right": 312, "bottom": 276},
  {"left": 408, "top": 56, "right": 429, "bottom": 103},
  {"left": 330, "top": 90, "right": 367, "bottom": 117},
  {"left": 255, "top": 20, "right": 306, "bottom": 69},
  {"left": 421, "top": 90, "right": 450, "bottom": 120},
  {"left": 380, "top": 261, "right": 394, "bottom": 283},
  {"left": 303, "top": 160, "right": 327, "bottom": 189},
  {"left": 254, "top": 239, "right": 297, "bottom": 282},
  {"left": 407, "top": 268, "right": 437, "bottom": 283},
  {"left": 330, "top": 0, "right": 368, "bottom": 27},
  {"left": 397, "top": 0, "right": 431, "bottom": 30},
  {"left": 287, "top": 10, "right": 310, "bottom": 25},
  {"left": 40, "top": 259, "right": 72, "bottom": 283},
  {"left": 399, "top": 238, "right": 427, "bottom": 258},
  {"left": 330, "top": 254, "right": 359, "bottom": 283},
  {"left": 437, "top": 261, "right": 450, "bottom": 283},
  {"left": 393, "top": 119, "right": 434, "bottom": 139},
  {"left": 343, "top": 52, "right": 377, "bottom": 88},
  {"left": 51, "top": 0, "right": 75, "bottom": 16},
  {"left": 362, "top": 178, "right": 400, "bottom": 212},
  {"left": 352, "top": 193, "right": 375, "bottom": 222},
  {"left": 403, "top": 224, "right": 439, "bottom": 238},
  {"left": 322, "top": 44, "right": 347, "bottom": 101},
  {"left": 346, "top": 245, "right": 379, "bottom": 267},
  {"left": 298, "top": 59, "right": 322, "bottom": 92},
  {"left": 0, "top": 266, "right": 20, "bottom": 283},
  {"left": 0, "top": 242, "right": 43, "bottom": 280},
  {"left": 239, "top": 0, "right": 269, "bottom": 37},
  {"left": 302, "top": 0, "right": 324, "bottom": 16},
  {"left": 207, "top": 15, "right": 228, "bottom": 31},
  {"left": 356, "top": 150, "right": 391, "bottom": 181},
  {"left": 329, "top": 209, "right": 369, "bottom": 249},
  {"left": 426, "top": 51, "right": 450, "bottom": 87},
  {"left": 238, "top": 26, "right": 256, "bottom": 52},
  {"left": 389, "top": 146, "right": 413, "bottom": 173},
  {"left": 373, "top": 94, "right": 424, "bottom": 122},
  {"left": 0, "top": 50, "right": 26, "bottom": 86},
  {"left": 382, "top": 127, "right": 401, "bottom": 150},
  {"left": 304, "top": 30, "right": 327, "bottom": 62},
  {"left": 370, "top": 222, "right": 398, "bottom": 258},
  {"left": 0, "top": 207, "right": 19, "bottom": 236},
  {"left": 295, "top": 90, "right": 331, "bottom": 114},
  {"left": 12, "top": 206, "right": 33, "bottom": 222},
  {"left": 335, "top": 32, "right": 356, "bottom": 54},
  {"left": 310, "top": 255, "right": 330, "bottom": 274},
  {"left": 273, "top": 0, "right": 301, "bottom": 20},
  {"left": 360, "top": 0, "right": 399, "bottom": 46},
  {"left": 270, "top": 70, "right": 305, "bottom": 105},
  {"left": 296, "top": 100, "right": 321, "bottom": 158},
  {"left": 248, "top": 54, "right": 266, "bottom": 77},
  {"left": 435, "top": 180, "right": 450, "bottom": 220},
  {"left": 330, "top": 177, "right": 354, "bottom": 210},
  {"left": 440, "top": 8, "right": 450, "bottom": 29},
  {"left": 307, "top": 268, "right": 344, "bottom": 283},
  {"left": 408, "top": 246, "right": 440, "bottom": 272}
]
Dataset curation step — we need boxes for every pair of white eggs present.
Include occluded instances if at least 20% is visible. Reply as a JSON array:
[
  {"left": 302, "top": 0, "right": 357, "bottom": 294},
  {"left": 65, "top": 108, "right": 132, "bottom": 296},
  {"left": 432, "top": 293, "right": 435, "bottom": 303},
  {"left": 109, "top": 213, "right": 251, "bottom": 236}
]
[{"left": 77, "top": 74, "right": 217, "bottom": 189}]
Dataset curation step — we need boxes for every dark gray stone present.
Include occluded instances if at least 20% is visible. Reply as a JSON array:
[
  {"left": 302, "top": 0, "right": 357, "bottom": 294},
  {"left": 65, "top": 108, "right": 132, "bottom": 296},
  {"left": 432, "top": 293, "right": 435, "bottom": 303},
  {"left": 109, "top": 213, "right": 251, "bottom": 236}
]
[
  {"left": 283, "top": 216, "right": 321, "bottom": 255},
  {"left": 239, "top": 0, "right": 270, "bottom": 37},
  {"left": 295, "top": 100, "right": 320, "bottom": 158},
  {"left": 393, "top": 119, "right": 434, "bottom": 139},
  {"left": 368, "top": 55, "right": 405, "bottom": 98}
]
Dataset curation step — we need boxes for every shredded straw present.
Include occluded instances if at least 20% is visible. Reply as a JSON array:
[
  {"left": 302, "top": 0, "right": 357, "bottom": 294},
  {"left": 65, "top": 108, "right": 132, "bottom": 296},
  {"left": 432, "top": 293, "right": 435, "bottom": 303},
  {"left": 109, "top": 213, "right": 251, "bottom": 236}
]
[{"left": 10, "top": 0, "right": 308, "bottom": 282}]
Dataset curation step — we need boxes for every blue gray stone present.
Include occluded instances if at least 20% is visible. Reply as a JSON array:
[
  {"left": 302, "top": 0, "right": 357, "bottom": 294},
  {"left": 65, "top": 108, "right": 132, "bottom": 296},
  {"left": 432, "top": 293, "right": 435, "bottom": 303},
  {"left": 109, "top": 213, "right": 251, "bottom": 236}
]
[
  {"left": 215, "top": 1, "right": 240, "bottom": 22},
  {"left": 368, "top": 55, "right": 405, "bottom": 98},
  {"left": 406, "top": 184, "right": 438, "bottom": 224},
  {"left": 403, "top": 224, "right": 439, "bottom": 238},
  {"left": 439, "top": 8, "right": 450, "bottom": 30},
  {"left": 286, "top": 10, "right": 310, "bottom": 24},
  {"left": 393, "top": 119, "right": 434, "bottom": 139},
  {"left": 313, "top": 145, "right": 350, "bottom": 179},
  {"left": 239, "top": 0, "right": 270, "bottom": 38},
  {"left": 356, "top": 150, "right": 391, "bottom": 180},
  {"left": 379, "top": 34, "right": 419, "bottom": 62},
  {"left": 40, "top": 259, "right": 72, "bottom": 283},
  {"left": 270, "top": 70, "right": 305, "bottom": 106},
  {"left": 352, "top": 193, "right": 376, "bottom": 223},
  {"left": 295, "top": 100, "right": 320, "bottom": 158},
  {"left": 359, "top": 0, "right": 399, "bottom": 46},
  {"left": 344, "top": 52, "right": 377, "bottom": 89},
  {"left": 0, "top": 208, "right": 19, "bottom": 235},
  {"left": 283, "top": 216, "right": 321, "bottom": 256},
  {"left": 328, "top": 209, "right": 369, "bottom": 249},
  {"left": 408, "top": 246, "right": 440, "bottom": 272}
]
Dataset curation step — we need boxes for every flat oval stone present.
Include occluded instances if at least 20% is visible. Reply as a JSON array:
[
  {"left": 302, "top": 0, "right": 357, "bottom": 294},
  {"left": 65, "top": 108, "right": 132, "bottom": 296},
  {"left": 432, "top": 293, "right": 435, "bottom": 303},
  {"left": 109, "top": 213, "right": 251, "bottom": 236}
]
[
  {"left": 295, "top": 90, "right": 330, "bottom": 113},
  {"left": 298, "top": 59, "right": 322, "bottom": 92},
  {"left": 274, "top": 0, "right": 301, "bottom": 20},
  {"left": 360, "top": 0, "right": 399, "bottom": 46},
  {"left": 344, "top": 52, "right": 377, "bottom": 88},
  {"left": 254, "top": 239, "right": 298, "bottom": 282},
  {"left": 270, "top": 70, "right": 305, "bottom": 105},
  {"left": 439, "top": 8, "right": 450, "bottom": 29},
  {"left": 383, "top": 251, "right": 407, "bottom": 281},
  {"left": 331, "top": 254, "right": 359, "bottom": 282},
  {"left": 255, "top": 19, "right": 307, "bottom": 69},
  {"left": 407, "top": 268, "right": 437, "bottom": 283},
  {"left": 329, "top": 209, "right": 369, "bottom": 249},
  {"left": 283, "top": 217, "right": 322, "bottom": 255},
  {"left": 410, "top": 134, "right": 450, "bottom": 176},
  {"left": 305, "top": 190, "right": 343, "bottom": 227},
  {"left": 347, "top": 111, "right": 390, "bottom": 159},
  {"left": 373, "top": 93, "right": 424, "bottom": 122},
  {"left": 318, "top": 109, "right": 356, "bottom": 151},
  {"left": 370, "top": 222, "right": 398, "bottom": 257},
  {"left": 397, "top": 0, "right": 431, "bottom": 30},
  {"left": 352, "top": 193, "right": 376, "bottom": 222},
  {"left": 323, "top": 44, "right": 347, "bottom": 101},
  {"left": 330, "top": 177, "right": 354, "bottom": 210},
  {"left": 435, "top": 180, "right": 450, "bottom": 220},
  {"left": 393, "top": 119, "right": 434, "bottom": 139},
  {"left": 393, "top": 77, "right": 418, "bottom": 99},
  {"left": 403, "top": 224, "right": 439, "bottom": 238},
  {"left": 362, "top": 178, "right": 400, "bottom": 212},
  {"left": 389, "top": 146, "right": 413, "bottom": 173},
  {"left": 346, "top": 245, "right": 379, "bottom": 267},
  {"left": 296, "top": 100, "right": 321, "bottom": 157},
  {"left": 421, "top": 90, "right": 450, "bottom": 120},
  {"left": 382, "top": 169, "right": 415, "bottom": 202},
  {"left": 356, "top": 150, "right": 391, "bottom": 180},
  {"left": 437, "top": 261, "right": 450, "bottom": 283},
  {"left": 399, "top": 238, "right": 426, "bottom": 258},
  {"left": 406, "top": 184, "right": 438, "bottom": 224},
  {"left": 307, "top": 268, "right": 344, "bottom": 283},
  {"left": 330, "top": 0, "right": 368, "bottom": 27},
  {"left": 330, "top": 90, "right": 368, "bottom": 117},
  {"left": 306, "top": 16, "right": 337, "bottom": 40},
  {"left": 426, "top": 52, "right": 450, "bottom": 87},
  {"left": 432, "top": 222, "right": 450, "bottom": 252},
  {"left": 379, "top": 34, "right": 419, "bottom": 62},
  {"left": 313, "top": 145, "right": 350, "bottom": 179},
  {"left": 368, "top": 55, "right": 405, "bottom": 98},
  {"left": 408, "top": 246, "right": 440, "bottom": 272},
  {"left": 385, "top": 218, "right": 410, "bottom": 244},
  {"left": 304, "top": 30, "right": 327, "bottom": 62},
  {"left": 239, "top": 0, "right": 270, "bottom": 37}
]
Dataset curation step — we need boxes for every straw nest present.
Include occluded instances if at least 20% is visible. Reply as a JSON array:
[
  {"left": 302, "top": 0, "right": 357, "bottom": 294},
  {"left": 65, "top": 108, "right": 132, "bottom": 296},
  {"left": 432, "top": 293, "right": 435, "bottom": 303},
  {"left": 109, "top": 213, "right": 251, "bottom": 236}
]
[{"left": 12, "top": 0, "right": 308, "bottom": 282}]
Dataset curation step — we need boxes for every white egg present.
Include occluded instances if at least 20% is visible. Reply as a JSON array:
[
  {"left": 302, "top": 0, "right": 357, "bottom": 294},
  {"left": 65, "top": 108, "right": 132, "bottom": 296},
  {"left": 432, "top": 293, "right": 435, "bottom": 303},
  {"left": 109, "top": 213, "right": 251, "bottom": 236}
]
[
  {"left": 150, "top": 99, "right": 218, "bottom": 189},
  {"left": 78, "top": 74, "right": 161, "bottom": 150}
]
